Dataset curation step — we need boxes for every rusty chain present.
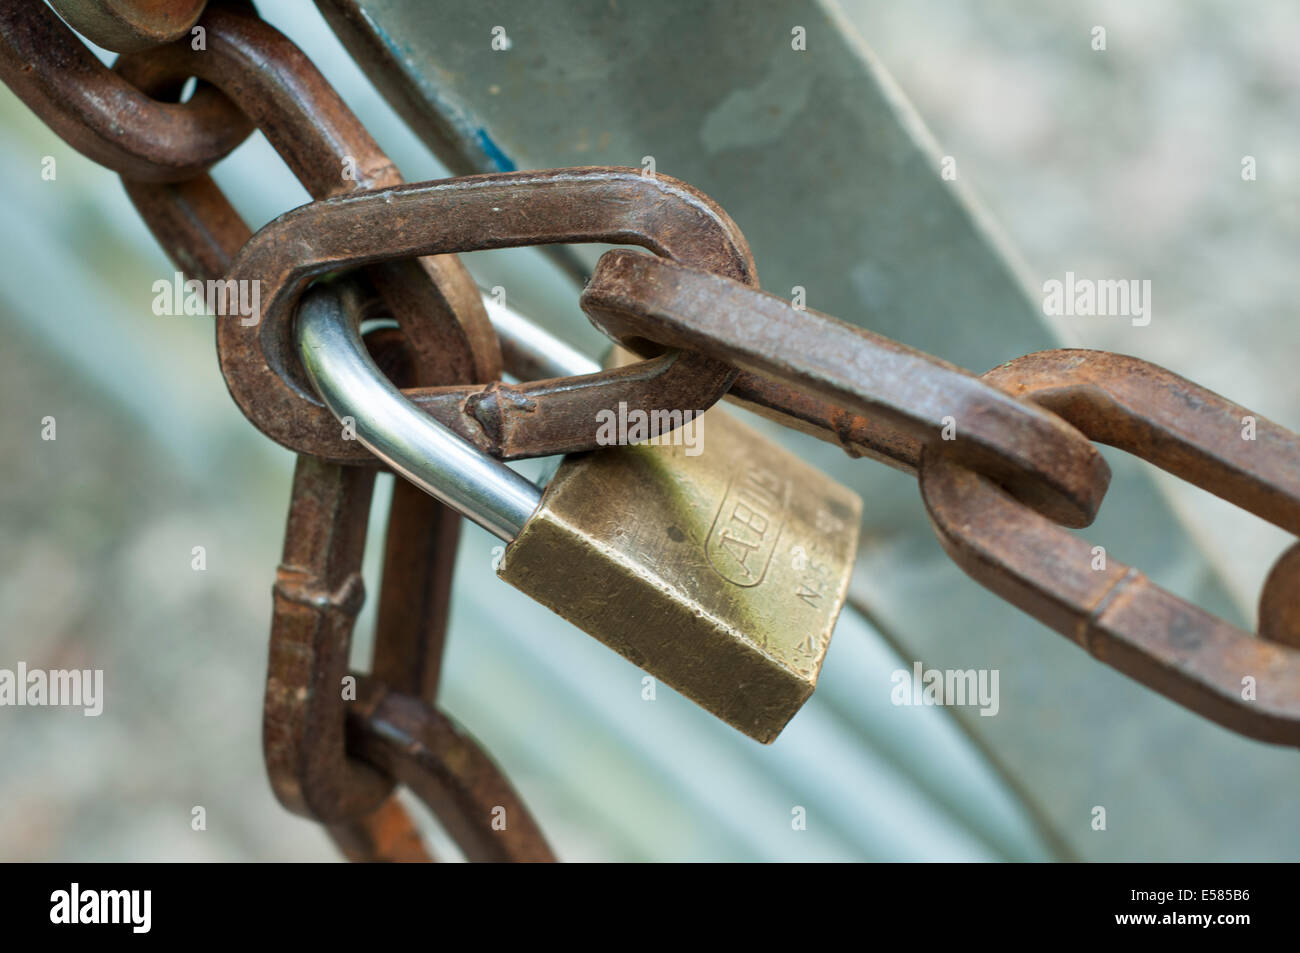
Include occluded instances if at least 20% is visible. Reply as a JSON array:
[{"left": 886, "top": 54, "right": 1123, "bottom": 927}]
[
  {"left": 0, "top": 0, "right": 250, "bottom": 181},
  {"left": 0, "top": 0, "right": 546, "bottom": 862},
  {"left": 579, "top": 253, "right": 1300, "bottom": 744},
  {"left": 48, "top": 0, "right": 209, "bottom": 54},
  {"left": 5, "top": 0, "right": 1300, "bottom": 863}
]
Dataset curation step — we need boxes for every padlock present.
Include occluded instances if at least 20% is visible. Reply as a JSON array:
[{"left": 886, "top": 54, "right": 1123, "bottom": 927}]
[
  {"left": 499, "top": 409, "right": 861, "bottom": 741},
  {"left": 296, "top": 283, "right": 861, "bottom": 742}
]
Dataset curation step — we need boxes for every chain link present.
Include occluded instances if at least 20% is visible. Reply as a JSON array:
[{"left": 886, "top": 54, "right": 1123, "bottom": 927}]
[
  {"left": 0, "top": 0, "right": 250, "bottom": 180},
  {"left": 48, "top": 0, "right": 209, "bottom": 54}
]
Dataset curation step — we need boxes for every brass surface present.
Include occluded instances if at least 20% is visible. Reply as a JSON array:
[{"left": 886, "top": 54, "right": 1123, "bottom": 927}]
[{"left": 499, "top": 408, "right": 861, "bottom": 743}]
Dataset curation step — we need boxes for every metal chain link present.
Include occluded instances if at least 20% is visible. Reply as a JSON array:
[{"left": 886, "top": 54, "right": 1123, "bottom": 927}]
[{"left": 1, "top": 0, "right": 544, "bottom": 863}]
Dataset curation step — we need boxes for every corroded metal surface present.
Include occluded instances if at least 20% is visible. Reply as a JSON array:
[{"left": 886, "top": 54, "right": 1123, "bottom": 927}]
[
  {"left": 0, "top": 0, "right": 250, "bottom": 180},
  {"left": 266, "top": 455, "right": 552, "bottom": 859},
  {"left": 346, "top": 678, "right": 555, "bottom": 863},
  {"left": 114, "top": 1, "right": 500, "bottom": 388},
  {"left": 223, "top": 168, "right": 754, "bottom": 462},
  {"left": 919, "top": 349, "right": 1300, "bottom": 746},
  {"left": 49, "top": 0, "right": 208, "bottom": 53},
  {"left": 1260, "top": 543, "right": 1300, "bottom": 650},
  {"left": 264, "top": 310, "right": 547, "bottom": 859},
  {"left": 582, "top": 251, "right": 1110, "bottom": 528},
  {"left": 0, "top": 0, "right": 549, "bottom": 862},
  {"left": 265, "top": 454, "right": 390, "bottom": 821}
]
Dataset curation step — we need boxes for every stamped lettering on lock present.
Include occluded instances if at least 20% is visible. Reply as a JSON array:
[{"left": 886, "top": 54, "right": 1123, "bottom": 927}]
[{"left": 706, "top": 464, "right": 790, "bottom": 586}]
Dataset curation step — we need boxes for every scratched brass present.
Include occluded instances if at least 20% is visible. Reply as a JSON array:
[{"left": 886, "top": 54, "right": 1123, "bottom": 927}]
[{"left": 498, "top": 407, "right": 861, "bottom": 743}]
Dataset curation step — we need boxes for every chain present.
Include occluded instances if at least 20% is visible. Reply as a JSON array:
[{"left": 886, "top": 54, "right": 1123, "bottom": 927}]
[
  {"left": 47, "top": 0, "right": 208, "bottom": 54},
  {"left": 0, "top": 1, "right": 249, "bottom": 180},
  {"left": 5, "top": 0, "right": 1300, "bottom": 862},
  {"left": 580, "top": 255, "right": 1300, "bottom": 745},
  {"left": 1, "top": 0, "right": 549, "bottom": 862}
]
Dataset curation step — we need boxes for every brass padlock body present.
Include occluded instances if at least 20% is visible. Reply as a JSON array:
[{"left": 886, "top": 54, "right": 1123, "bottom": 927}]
[{"left": 498, "top": 408, "right": 861, "bottom": 742}]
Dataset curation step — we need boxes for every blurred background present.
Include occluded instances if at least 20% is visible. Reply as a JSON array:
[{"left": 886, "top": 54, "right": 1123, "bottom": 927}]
[{"left": 2, "top": 0, "right": 1298, "bottom": 861}]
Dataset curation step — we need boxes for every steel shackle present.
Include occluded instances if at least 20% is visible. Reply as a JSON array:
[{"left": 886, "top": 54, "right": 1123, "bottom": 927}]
[{"left": 296, "top": 282, "right": 551, "bottom": 541}]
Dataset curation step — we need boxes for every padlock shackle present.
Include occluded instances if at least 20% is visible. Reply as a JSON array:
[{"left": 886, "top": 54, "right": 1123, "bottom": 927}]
[{"left": 297, "top": 284, "right": 542, "bottom": 541}]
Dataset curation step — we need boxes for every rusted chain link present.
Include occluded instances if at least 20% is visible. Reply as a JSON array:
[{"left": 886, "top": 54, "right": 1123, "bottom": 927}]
[
  {"left": 224, "top": 168, "right": 753, "bottom": 462},
  {"left": 581, "top": 250, "right": 1111, "bottom": 528},
  {"left": 0, "top": 0, "right": 251, "bottom": 181},
  {"left": 1, "top": 0, "right": 549, "bottom": 860},
  {"left": 1260, "top": 543, "right": 1300, "bottom": 649},
  {"left": 267, "top": 321, "right": 552, "bottom": 859},
  {"left": 266, "top": 454, "right": 390, "bottom": 821},
  {"left": 108, "top": 9, "right": 547, "bottom": 858},
  {"left": 263, "top": 328, "right": 426, "bottom": 851},
  {"left": 114, "top": 0, "right": 500, "bottom": 390},
  {"left": 919, "top": 349, "right": 1300, "bottom": 747},
  {"left": 49, "top": 0, "right": 209, "bottom": 54},
  {"left": 345, "top": 678, "right": 555, "bottom": 863},
  {"left": 268, "top": 453, "right": 553, "bottom": 859}
]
